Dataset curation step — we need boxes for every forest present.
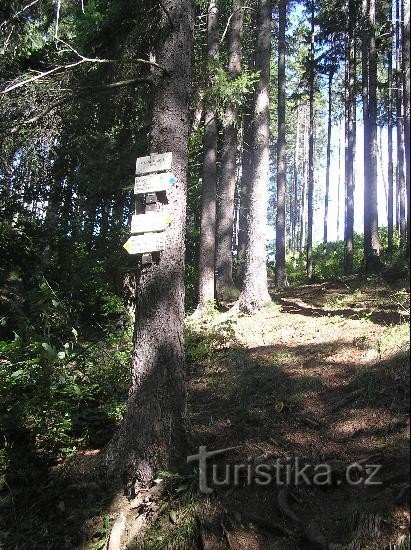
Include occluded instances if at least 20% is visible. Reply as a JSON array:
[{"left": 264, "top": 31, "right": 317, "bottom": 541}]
[{"left": 0, "top": 0, "right": 410, "bottom": 548}]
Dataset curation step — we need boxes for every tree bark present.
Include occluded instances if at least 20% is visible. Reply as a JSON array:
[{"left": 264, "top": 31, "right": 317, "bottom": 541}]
[
  {"left": 216, "top": 0, "right": 243, "bottom": 301},
  {"left": 292, "top": 102, "right": 301, "bottom": 262},
  {"left": 344, "top": 0, "right": 356, "bottom": 274},
  {"left": 237, "top": 103, "right": 253, "bottom": 285},
  {"left": 299, "top": 106, "right": 309, "bottom": 254},
  {"left": 275, "top": 0, "right": 287, "bottom": 288},
  {"left": 403, "top": 0, "right": 410, "bottom": 251},
  {"left": 337, "top": 120, "right": 342, "bottom": 241},
  {"left": 388, "top": 14, "right": 394, "bottom": 252},
  {"left": 197, "top": 0, "right": 219, "bottom": 309},
  {"left": 306, "top": 0, "right": 315, "bottom": 280},
  {"left": 363, "top": 0, "right": 381, "bottom": 271},
  {"left": 238, "top": 0, "right": 272, "bottom": 312},
  {"left": 397, "top": 0, "right": 408, "bottom": 248},
  {"left": 102, "top": 0, "right": 194, "bottom": 493},
  {"left": 323, "top": 70, "right": 333, "bottom": 248}
]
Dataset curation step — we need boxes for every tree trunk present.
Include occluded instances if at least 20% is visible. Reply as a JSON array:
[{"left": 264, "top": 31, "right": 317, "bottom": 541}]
[
  {"left": 323, "top": 70, "right": 333, "bottom": 248},
  {"left": 364, "top": 0, "right": 381, "bottom": 271},
  {"left": 237, "top": 104, "right": 253, "bottom": 285},
  {"left": 299, "top": 106, "right": 309, "bottom": 253},
  {"left": 403, "top": 0, "right": 410, "bottom": 251},
  {"left": 388, "top": 16, "right": 394, "bottom": 252},
  {"left": 216, "top": 0, "right": 243, "bottom": 301},
  {"left": 275, "top": 0, "right": 287, "bottom": 288},
  {"left": 396, "top": 0, "right": 407, "bottom": 248},
  {"left": 292, "top": 102, "right": 301, "bottom": 261},
  {"left": 306, "top": 0, "right": 315, "bottom": 280},
  {"left": 238, "top": 0, "right": 272, "bottom": 312},
  {"left": 197, "top": 0, "right": 219, "bottom": 309},
  {"left": 102, "top": 0, "right": 194, "bottom": 493},
  {"left": 337, "top": 120, "right": 342, "bottom": 241},
  {"left": 344, "top": 0, "right": 356, "bottom": 274}
]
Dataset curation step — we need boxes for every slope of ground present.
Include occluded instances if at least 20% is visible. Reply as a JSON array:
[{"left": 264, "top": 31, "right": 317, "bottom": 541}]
[{"left": 0, "top": 277, "right": 409, "bottom": 549}]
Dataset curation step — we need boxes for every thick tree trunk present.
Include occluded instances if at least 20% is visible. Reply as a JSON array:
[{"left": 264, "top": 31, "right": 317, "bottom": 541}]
[
  {"left": 306, "top": 0, "right": 315, "bottom": 280},
  {"left": 344, "top": 0, "right": 356, "bottom": 274},
  {"left": 275, "top": 0, "right": 287, "bottom": 288},
  {"left": 197, "top": 0, "right": 219, "bottom": 309},
  {"left": 216, "top": 0, "right": 243, "bottom": 301},
  {"left": 102, "top": 0, "right": 194, "bottom": 493},
  {"left": 323, "top": 70, "right": 333, "bottom": 248},
  {"left": 238, "top": 0, "right": 272, "bottom": 312}
]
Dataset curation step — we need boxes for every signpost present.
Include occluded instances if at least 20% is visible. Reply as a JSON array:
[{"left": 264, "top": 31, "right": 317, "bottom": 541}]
[
  {"left": 135, "top": 152, "right": 173, "bottom": 175},
  {"left": 123, "top": 233, "right": 166, "bottom": 255},
  {"left": 124, "top": 152, "right": 174, "bottom": 258},
  {"left": 131, "top": 213, "right": 172, "bottom": 234},
  {"left": 134, "top": 172, "right": 176, "bottom": 194}
]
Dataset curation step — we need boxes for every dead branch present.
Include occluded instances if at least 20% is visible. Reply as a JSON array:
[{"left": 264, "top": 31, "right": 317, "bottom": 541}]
[{"left": 6, "top": 77, "right": 152, "bottom": 134}]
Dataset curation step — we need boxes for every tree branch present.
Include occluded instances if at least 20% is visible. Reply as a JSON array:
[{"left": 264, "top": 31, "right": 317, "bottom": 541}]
[
  {"left": 1, "top": 55, "right": 166, "bottom": 94},
  {"left": 0, "top": 0, "right": 39, "bottom": 29},
  {"left": 220, "top": 7, "right": 254, "bottom": 43},
  {"left": 5, "top": 77, "right": 153, "bottom": 134}
]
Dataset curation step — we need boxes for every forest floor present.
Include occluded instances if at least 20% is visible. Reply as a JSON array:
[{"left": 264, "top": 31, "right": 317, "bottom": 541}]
[{"left": 0, "top": 276, "right": 409, "bottom": 549}]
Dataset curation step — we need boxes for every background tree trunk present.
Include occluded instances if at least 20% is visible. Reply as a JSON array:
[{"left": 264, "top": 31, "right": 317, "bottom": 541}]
[
  {"left": 238, "top": 0, "right": 272, "bottom": 313},
  {"left": 363, "top": 0, "right": 381, "bottom": 271},
  {"left": 306, "top": 0, "right": 315, "bottom": 280},
  {"left": 198, "top": 0, "right": 219, "bottom": 309},
  {"left": 102, "top": 0, "right": 194, "bottom": 493},
  {"left": 216, "top": 0, "right": 243, "bottom": 301},
  {"left": 323, "top": 70, "right": 333, "bottom": 248},
  {"left": 388, "top": 17, "right": 394, "bottom": 252},
  {"left": 403, "top": 0, "right": 410, "bottom": 251},
  {"left": 396, "top": 0, "right": 407, "bottom": 248},
  {"left": 275, "top": 0, "right": 287, "bottom": 288},
  {"left": 344, "top": 0, "right": 356, "bottom": 274}
]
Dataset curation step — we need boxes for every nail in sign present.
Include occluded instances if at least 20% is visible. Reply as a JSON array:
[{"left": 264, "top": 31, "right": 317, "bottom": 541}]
[{"left": 135, "top": 152, "right": 173, "bottom": 176}]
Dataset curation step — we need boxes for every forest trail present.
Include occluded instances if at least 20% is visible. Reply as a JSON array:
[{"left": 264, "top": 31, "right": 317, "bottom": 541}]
[
  {"left": 0, "top": 279, "right": 409, "bottom": 549},
  {"left": 185, "top": 278, "right": 410, "bottom": 549}
]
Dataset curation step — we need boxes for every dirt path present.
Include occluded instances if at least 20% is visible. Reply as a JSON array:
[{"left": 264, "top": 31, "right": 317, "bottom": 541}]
[{"left": 187, "top": 279, "right": 410, "bottom": 549}]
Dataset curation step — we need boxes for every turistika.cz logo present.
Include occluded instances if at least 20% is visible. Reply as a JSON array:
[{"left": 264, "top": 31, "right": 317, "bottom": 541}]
[{"left": 187, "top": 446, "right": 383, "bottom": 494}]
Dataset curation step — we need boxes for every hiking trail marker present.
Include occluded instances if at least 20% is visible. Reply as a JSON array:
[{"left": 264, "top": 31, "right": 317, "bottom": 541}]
[{"left": 124, "top": 152, "right": 174, "bottom": 257}]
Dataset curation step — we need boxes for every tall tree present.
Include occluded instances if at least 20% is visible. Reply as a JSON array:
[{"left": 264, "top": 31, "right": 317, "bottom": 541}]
[
  {"left": 216, "top": 0, "right": 243, "bottom": 301},
  {"left": 363, "top": 0, "right": 381, "bottom": 271},
  {"left": 396, "top": 0, "right": 407, "bottom": 247},
  {"left": 388, "top": 10, "right": 394, "bottom": 252},
  {"left": 197, "top": 0, "right": 219, "bottom": 310},
  {"left": 404, "top": 0, "right": 411, "bottom": 251},
  {"left": 238, "top": 0, "right": 272, "bottom": 313},
  {"left": 102, "top": 0, "right": 194, "bottom": 491},
  {"left": 306, "top": 0, "right": 315, "bottom": 280},
  {"left": 275, "top": 0, "right": 288, "bottom": 288},
  {"left": 344, "top": 0, "right": 356, "bottom": 274},
  {"left": 323, "top": 68, "right": 334, "bottom": 248}
]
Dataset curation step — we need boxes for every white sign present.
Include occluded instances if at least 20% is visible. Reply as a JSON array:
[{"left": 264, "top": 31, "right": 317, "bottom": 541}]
[
  {"left": 123, "top": 233, "right": 166, "bottom": 255},
  {"left": 135, "top": 152, "right": 173, "bottom": 176},
  {"left": 134, "top": 172, "right": 176, "bottom": 194},
  {"left": 131, "top": 213, "right": 172, "bottom": 234}
]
